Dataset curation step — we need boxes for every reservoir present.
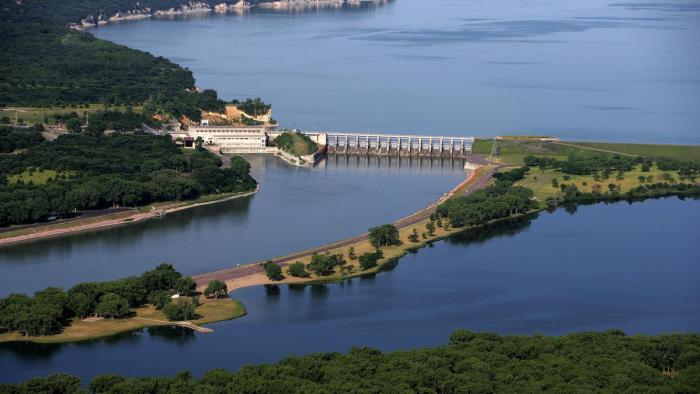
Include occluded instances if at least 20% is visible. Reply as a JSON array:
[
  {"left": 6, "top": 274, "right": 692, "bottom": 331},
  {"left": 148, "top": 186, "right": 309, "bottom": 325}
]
[
  {"left": 92, "top": 0, "right": 700, "bottom": 144},
  {"left": 2, "top": 0, "right": 699, "bottom": 385},
  {"left": 1, "top": 197, "right": 698, "bottom": 383}
]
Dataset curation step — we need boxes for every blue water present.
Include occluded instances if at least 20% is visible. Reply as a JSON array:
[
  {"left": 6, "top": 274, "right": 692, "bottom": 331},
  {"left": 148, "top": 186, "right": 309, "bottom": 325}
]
[
  {"left": 2, "top": 198, "right": 698, "bottom": 383},
  {"left": 0, "top": 155, "right": 465, "bottom": 296},
  {"left": 93, "top": 0, "right": 700, "bottom": 143}
]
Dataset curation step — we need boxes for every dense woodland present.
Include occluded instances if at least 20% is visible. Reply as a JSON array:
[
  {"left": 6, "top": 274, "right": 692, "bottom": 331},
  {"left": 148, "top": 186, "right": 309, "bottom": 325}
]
[
  {"left": 0, "top": 1, "right": 265, "bottom": 121},
  {"left": 2, "top": 330, "right": 699, "bottom": 393},
  {"left": 0, "top": 133, "right": 256, "bottom": 226},
  {"left": 0, "top": 264, "right": 198, "bottom": 337},
  {"left": 0, "top": 125, "right": 44, "bottom": 153},
  {"left": 437, "top": 168, "right": 536, "bottom": 227}
]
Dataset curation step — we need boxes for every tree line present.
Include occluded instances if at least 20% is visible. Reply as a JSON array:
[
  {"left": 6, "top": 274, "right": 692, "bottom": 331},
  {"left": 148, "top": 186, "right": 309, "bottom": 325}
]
[
  {"left": 437, "top": 168, "right": 536, "bottom": 228},
  {"left": 0, "top": 264, "right": 200, "bottom": 337},
  {"left": 0, "top": 133, "right": 257, "bottom": 226},
  {"left": 2, "top": 330, "right": 698, "bottom": 393}
]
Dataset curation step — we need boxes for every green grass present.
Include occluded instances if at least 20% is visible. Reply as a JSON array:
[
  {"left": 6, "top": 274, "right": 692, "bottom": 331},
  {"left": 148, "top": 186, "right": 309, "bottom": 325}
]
[
  {"left": 474, "top": 139, "right": 700, "bottom": 167},
  {"left": 516, "top": 164, "right": 688, "bottom": 203},
  {"left": 7, "top": 168, "right": 66, "bottom": 185},
  {"left": 0, "top": 104, "right": 142, "bottom": 125},
  {"left": 0, "top": 297, "right": 245, "bottom": 344},
  {"left": 274, "top": 132, "right": 318, "bottom": 156},
  {"left": 563, "top": 142, "right": 700, "bottom": 161}
]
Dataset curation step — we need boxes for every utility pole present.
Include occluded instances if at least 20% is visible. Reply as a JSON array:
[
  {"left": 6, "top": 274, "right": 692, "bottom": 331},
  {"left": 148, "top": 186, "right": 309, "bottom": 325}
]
[{"left": 490, "top": 137, "right": 500, "bottom": 157}]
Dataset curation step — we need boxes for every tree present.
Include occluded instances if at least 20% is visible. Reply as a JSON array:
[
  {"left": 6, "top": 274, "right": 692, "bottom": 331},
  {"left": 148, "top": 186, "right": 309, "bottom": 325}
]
[
  {"left": 175, "top": 276, "right": 197, "bottom": 296},
  {"left": 359, "top": 250, "right": 383, "bottom": 270},
  {"left": 368, "top": 224, "right": 401, "bottom": 247},
  {"left": 95, "top": 293, "right": 130, "bottom": 318},
  {"left": 426, "top": 221, "right": 436, "bottom": 236},
  {"left": 408, "top": 228, "right": 419, "bottom": 243},
  {"left": 264, "top": 261, "right": 283, "bottom": 281},
  {"left": 288, "top": 262, "right": 310, "bottom": 278},
  {"left": 148, "top": 290, "right": 171, "bottom": 309},
  {"left": 307, "top": 254, "right": 342, "bottom": 277},
  {"left": 348, "top": 246, "right": 357, "bottom": 260},
  {"left": 162, "top": 299, "right": 198, "bottom": 321},
  {"left": 89, "top": 374, "right": 126, "bottom": 394},
  {"left": 203, "top": 281, "right": 228, "bottom": 299},
  {"left": 64, "top": 118, "right": 82, "bottom": 133}
]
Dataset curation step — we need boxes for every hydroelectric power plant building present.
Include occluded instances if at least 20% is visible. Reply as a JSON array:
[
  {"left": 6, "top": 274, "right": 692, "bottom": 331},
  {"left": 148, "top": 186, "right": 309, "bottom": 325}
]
[{"left": 186, "top": 122, "right": 272, "bottom": 153}]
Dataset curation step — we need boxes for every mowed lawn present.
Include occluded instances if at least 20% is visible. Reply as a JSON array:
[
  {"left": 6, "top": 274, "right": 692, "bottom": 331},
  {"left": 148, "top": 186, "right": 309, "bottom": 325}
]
[{"left": 517, "top": 165, "right": 687, "bottom": 202}]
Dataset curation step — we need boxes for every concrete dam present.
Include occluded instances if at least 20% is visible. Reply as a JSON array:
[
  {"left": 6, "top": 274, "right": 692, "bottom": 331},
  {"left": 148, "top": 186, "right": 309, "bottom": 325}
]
[{"left": 306, "top": 132, "right": 475, "bottom": 158}]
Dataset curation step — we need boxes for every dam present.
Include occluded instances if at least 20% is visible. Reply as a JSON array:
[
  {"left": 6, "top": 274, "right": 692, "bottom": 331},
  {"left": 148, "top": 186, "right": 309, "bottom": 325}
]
[{"left": 306, "top": 132, "right": 475, "bottom": 158}]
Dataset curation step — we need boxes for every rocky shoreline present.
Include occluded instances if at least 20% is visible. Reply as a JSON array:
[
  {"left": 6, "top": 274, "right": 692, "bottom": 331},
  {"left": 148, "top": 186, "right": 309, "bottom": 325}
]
[{"left": 69, "top": 0, "right": 388, "bottom": 30}]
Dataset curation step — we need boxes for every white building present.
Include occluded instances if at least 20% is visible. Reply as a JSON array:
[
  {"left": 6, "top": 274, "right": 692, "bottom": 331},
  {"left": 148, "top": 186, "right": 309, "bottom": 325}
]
[{"left": 187, "top": 125, "right": 268, "bottom": 151}]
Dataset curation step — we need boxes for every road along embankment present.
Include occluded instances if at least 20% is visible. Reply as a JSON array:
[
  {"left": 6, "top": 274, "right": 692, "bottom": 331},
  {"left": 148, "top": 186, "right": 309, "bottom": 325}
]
[
  {"left": 0, "top": 186, "right": 260, "bottom": 247},
  {"left": 194, "top": 162, "right": 498, "bottom": 291}
]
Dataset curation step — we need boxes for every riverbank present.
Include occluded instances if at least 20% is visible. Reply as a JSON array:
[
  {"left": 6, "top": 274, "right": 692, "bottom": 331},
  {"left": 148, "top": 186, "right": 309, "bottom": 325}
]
[
  {"left": 0, "top": 186, "right": 259, "bottom": 247},
  {"left": 0, "top": 297, "right": 245, "bottom": 344}
]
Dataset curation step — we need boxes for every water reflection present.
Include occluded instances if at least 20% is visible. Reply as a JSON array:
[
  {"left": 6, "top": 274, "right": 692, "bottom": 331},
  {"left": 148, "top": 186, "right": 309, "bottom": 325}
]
[
  {"left": 0, "top": 155, "right": 465, "bottom": 296},
  {"left": 1, "top": 199, "right": 698, "bottom": 384}
]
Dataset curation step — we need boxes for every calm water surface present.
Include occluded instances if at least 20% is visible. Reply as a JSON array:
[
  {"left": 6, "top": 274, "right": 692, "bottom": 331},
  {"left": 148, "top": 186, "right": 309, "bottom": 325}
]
[
  {"left": 0, "top": 156, "right": 465, "bottom": 295},
  {"left": 1, "top": 198, "right": 698, "bottom": 383},
  {"left": 93, "top": 0, "right": 700, "bottom": 143},
  {"left": 2, "top": 0, "right": 700, "bottom": 384}
]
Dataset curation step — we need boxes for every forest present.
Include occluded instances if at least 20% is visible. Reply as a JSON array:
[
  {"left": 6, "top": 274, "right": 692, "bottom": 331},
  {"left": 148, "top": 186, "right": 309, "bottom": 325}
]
[
  {"left": 0, "top": 126, "right": 45, "bottom": 153},
  {"left": 0, "top": 1, "right": 250, "bottom": 122},
  {"left": 0, "top": 133, "right": 256, "bottom": 226},
  {"left": 2, "top": 330, "right": 698, "bottom": 393}
]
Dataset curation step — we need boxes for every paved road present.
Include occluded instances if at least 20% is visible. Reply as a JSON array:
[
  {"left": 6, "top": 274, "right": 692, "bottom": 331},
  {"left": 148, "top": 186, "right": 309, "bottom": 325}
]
[{"left": 193, "top": 163, "right": 499, "bottom": 286}]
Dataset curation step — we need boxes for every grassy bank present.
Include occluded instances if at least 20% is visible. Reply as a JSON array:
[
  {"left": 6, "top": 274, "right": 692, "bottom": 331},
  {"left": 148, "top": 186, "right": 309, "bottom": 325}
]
[
  {"left": 518, "top": 163, "right": 688, "bottom": 202},
  {"left": 0, "top": 297, "right": 244, "bottom": 344},
  {"left": 273, "top": 132, "right": 318, "bottom": 156}
]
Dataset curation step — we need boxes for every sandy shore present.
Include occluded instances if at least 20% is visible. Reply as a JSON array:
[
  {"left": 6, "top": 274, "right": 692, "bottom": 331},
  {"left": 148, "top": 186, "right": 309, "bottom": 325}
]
[{"left": 0, "top": 186, "right": 259, "bottom": 246}]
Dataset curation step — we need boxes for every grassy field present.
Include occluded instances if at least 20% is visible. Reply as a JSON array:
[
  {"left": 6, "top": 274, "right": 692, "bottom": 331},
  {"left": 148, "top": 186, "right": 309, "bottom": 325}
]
[
  {"left": 6, "top": 168, "right": 66, "bottom": 185},
  {"left": 0, "top": 104, "right": 141, "bottom": 125},
  {"left": 0, "top": 297, "right": 245, "bottom": 344},
  {"left": 562, "top": 141, "right": 700, "bottom": 161},
  {"left": 516, "top": 164, "right": 681, "bottom": 203},
  {"left": 473, "top": 139, "right": 700, "bottom": 167}
]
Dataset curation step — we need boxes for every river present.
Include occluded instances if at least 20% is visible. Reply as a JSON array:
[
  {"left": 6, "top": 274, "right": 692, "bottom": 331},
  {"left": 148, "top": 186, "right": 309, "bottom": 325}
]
[{"left": 2, "top": 198, "right": 698, "bottom": 383}]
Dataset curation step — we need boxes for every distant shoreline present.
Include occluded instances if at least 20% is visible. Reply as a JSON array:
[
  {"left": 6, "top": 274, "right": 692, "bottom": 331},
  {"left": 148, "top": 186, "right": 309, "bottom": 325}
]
[{"left": 0, "top": 186, "right": 259, "bottom": 247}]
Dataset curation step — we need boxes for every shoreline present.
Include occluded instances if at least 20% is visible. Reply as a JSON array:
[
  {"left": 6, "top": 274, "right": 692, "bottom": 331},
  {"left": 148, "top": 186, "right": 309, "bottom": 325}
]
[
  {"left": 0, "top": 298, "right": 246, "bottom": 345},
  {"left": 193, "top": 164, "right": 494, "bottom": 291},
  {"left": 0, "top": 186, "right": 259, "bottom": 247},
  {"left": 70, "top": 0, "right": 389, "bottom": 31}
]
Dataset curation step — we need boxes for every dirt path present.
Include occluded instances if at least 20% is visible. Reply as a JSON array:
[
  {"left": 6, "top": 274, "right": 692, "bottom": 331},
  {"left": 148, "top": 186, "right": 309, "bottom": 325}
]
[{"left": 194, "top": 163, "right": 499, "bottom": 287}]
